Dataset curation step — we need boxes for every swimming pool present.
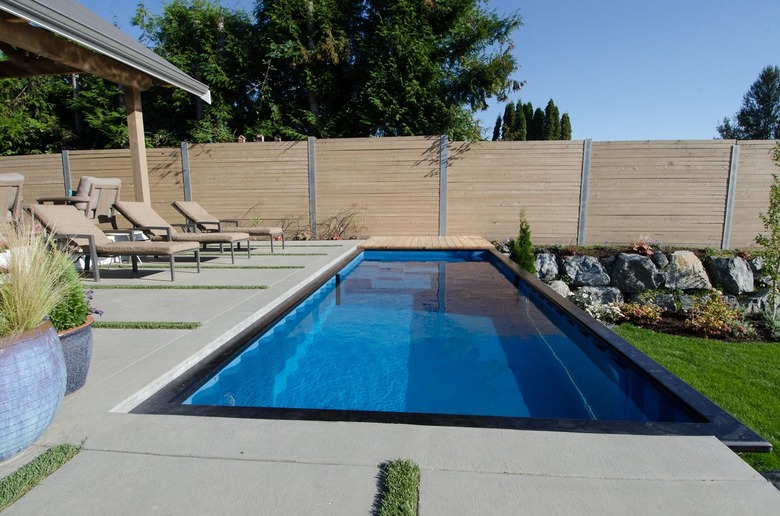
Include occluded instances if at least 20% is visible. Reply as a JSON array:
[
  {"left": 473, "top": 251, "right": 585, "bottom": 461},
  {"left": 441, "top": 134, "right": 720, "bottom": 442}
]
[{"left": 135, "top": 248, "right": 770, "bottom": 451}]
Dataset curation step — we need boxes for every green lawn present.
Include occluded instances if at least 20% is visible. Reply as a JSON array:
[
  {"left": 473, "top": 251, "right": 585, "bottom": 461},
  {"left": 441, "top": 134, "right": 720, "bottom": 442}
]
[{"left": 613, "top": 323, "right": 780, "bottom": 472}]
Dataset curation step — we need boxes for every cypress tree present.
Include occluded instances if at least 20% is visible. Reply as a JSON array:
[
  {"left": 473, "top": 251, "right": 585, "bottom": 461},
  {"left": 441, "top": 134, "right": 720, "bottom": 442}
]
[
  {"left": 501, "top": 103, "right": 515, "bottom": 140},
  {"left": 523, "top": 102, "right": 534, "bottom": 132},
  {"left": 509, "top": 209, "right": 536, "bottom": 273},
  {"left": 530, "top": 108, "right": 545, "bottom": 140},
  {"left": 492, "top": 115, "right": 502, "bottom": 141},
  {"left": 516, "top": 107, "right": 527, "bottom": 141},
  {"left": 560, "top": 113, "right": 572, "bottom": 140},
  {"left": 544, "top": 99, "right": 561, "bottom": 140}
]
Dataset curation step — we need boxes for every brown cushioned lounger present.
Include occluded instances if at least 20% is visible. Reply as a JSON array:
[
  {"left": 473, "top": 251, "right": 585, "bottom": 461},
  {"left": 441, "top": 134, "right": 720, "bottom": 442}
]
[
  {"left": 171, "top": 201, "right": 285, "bottom": 253},
  {"left": 113, "top": 201, "right": 251, "bottom": 264},
  {"left": 29, "top": 204, "right": 200, "bottom": 282}
]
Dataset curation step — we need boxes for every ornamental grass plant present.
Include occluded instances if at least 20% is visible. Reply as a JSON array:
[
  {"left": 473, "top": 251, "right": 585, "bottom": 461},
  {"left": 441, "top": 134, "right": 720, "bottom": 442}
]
[{"left": 0, "top": 221, "right": 72, "bottom": 339}]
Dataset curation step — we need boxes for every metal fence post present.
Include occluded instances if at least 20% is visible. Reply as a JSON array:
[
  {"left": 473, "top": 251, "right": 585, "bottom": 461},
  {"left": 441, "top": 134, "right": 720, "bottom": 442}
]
[
  {"left": 308, "top": 136, "right": 317, "bottom": 238},
  {"left": 61, "top": 149, "right": 71, "bottom": 195},
  {"left": 439, "top": 134, "right": 449, "bottom": 236},
  {"left": 721, "top": 144, "right": 740, "bottom": 250},
  {"left": 180, "top": 142, "right": 192, "bottom": 201},
  {"left": 577, "top": 139, "right": 592, "bottom": 245}
]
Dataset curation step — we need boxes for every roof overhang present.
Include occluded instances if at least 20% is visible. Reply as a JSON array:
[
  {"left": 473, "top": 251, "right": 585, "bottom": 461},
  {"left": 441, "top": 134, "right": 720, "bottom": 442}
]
[{"left": 0, "top": 0, "right": 211, "bottom": 103}]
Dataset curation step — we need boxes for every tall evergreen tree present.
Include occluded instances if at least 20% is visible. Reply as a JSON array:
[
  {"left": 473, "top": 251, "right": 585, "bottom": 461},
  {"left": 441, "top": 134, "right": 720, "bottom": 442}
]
[
  {"left": 491, "top": 115, "right": 502, "bottom": 141},
  {"left": 543, "top": 99, "right": 561, "bottom": 140},
  {"left": 501, "top": 103, "right": 516, "bottom": 141},
  {"left": 529, "top": 108, "right": 545, "bottom": 140},
  {"left": 522, "top": 101, "right": 534, "bottom": 132},
  {"left": 560, "top": 113, "right": 572, "bottom": 140},
  {"left": 515, "top": 104, "right": 527, "bottom": 141},
  {"left": 717, "top": 65, "right": 780, "bottom": 140}
]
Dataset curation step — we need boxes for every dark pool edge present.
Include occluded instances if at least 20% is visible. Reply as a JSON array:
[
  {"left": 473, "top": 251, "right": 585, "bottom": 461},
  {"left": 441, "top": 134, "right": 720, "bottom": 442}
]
[{"left": 131, "top": 246, "right": 772, "bottom": 454}]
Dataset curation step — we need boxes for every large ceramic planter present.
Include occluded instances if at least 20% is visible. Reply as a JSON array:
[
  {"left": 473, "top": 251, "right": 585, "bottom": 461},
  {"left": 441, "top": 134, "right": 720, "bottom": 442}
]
[
  {"left": 0, "top": 321, "right": 66, "bottom": 462},
  {"left": 59, "top": 316, "right": 94, "bottom": 395}
]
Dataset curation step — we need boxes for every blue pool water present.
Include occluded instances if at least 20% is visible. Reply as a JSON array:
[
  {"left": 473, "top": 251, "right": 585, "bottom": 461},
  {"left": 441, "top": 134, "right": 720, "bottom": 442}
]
[{"left": 184, "top": 251, "right": 694, "bottom": 423}]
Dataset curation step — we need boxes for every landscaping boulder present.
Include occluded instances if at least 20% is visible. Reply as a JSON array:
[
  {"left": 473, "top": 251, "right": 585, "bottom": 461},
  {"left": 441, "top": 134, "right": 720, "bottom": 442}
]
[
  {"left": 706, "top": 256, "right": 754, "bottom": 295},
  {"left": 651, "top": 252, "right": 669, "bottom": 269},
  {"left": 560, "top": 255, "right": 611, "bottom": 287},
  {"left": 664, "top": 251, "right": 712, "bottom": 290},
  {"left": 628, "top": 292, "right": 676, "bottom": 312},
  {"left": 576, "top": 286, "right": 623, "bottom": 306},
  {"left": 610, "top": 253, "right": 664, "bottom": 293},
  {"left": 547, "top": 280, "right": 572, "bottom": 299},
  {"left": 534, "top": 252, "right": 559, "bottom": 282},
  {"left": 739, "top": 288, "right": 780, "bottom": 315}
]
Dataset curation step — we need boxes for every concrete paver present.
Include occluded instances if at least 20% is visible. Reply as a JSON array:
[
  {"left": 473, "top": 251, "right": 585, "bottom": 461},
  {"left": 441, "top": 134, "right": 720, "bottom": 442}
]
[{"left": 2, "top": 240, "right": 779, "bottom": 514}]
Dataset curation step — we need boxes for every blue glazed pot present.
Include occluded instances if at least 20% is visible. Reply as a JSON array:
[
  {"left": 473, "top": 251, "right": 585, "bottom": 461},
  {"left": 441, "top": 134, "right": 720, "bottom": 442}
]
[
  {"left": 59, "top": 316, "right": 94, "bottom": 395},
  {"left": 0, "top": 321, "right": 67, "bottom": 462}
]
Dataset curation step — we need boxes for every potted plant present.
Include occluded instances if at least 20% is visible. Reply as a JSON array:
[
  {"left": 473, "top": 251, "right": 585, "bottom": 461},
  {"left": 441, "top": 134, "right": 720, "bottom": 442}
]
[
  {"left": 48, "top": 256, "right": 102, "bottom": 394},
  {"left": 0, "top": 221, "right": 72, "bottom": 462}
]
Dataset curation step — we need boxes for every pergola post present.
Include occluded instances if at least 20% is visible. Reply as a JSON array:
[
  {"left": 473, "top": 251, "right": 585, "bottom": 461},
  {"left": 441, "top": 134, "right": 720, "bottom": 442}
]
[{"left": 125, "top": 85, "right": 151, "bottom": 203}]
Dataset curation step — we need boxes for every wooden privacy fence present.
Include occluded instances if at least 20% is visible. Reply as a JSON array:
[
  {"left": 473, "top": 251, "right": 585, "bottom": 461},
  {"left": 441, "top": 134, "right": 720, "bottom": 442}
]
[{"left": 1, "top": 137, "right": 777, "bottom": 249}]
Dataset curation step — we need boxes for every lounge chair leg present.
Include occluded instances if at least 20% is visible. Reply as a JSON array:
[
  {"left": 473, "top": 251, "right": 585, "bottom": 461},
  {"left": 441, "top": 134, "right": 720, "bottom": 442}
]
[
  {"left": 270, "top": 236, "right": 274, "bottom": 253},
  {"left": 195, "top": 249, "right": 201, "bottom": 273},
  {"left": 281, "top": 234, "right": 285, "bottom": 250},
  {"left": 89, "top": 247, "right": 100, "bottom": 282},
  {"left": 246, "top": 239, "right": 251, "bottom": 258},
  {"left": 131, "top": 255, "right": 138, "bottom": 274},
  {"left": 170, "top": 255, "right": 175, "bottom": 281}
]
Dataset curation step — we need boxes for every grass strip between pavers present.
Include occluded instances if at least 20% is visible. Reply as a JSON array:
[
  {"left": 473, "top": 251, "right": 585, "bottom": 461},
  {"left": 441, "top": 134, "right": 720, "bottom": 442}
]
[
  {"left": 85, "top": 284, "right": 268, "bottom": 290},
  {"left": 93, "top": 321, "right": 201, "bottom": 330},
  {"left": 379, "top": 459, "right": 420, "bottom": 516},
  {"left": 0, "top": 443, "right": 82, "bottom": 511},
  {"left": 614, "top": 323, "right": 780, "bottom": 472}
]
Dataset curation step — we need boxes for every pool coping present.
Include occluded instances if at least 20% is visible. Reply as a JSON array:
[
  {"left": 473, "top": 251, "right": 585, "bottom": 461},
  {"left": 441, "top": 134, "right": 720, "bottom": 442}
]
[{"left": 131, "top": 247, "right": 772, "bottom": 453}]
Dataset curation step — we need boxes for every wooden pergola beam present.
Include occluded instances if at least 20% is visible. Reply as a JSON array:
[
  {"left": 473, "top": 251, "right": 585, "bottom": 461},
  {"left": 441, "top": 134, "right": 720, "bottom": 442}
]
[
  {"left": 0, "top": 17, "right": 152, "bottom": 91},
  {"left": 0, "top": 42, "right": 80, "bottom": 77}
]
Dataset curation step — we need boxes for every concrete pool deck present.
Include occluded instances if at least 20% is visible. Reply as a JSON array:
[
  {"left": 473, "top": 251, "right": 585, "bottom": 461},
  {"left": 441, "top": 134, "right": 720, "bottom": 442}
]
[{"left": 1, "top": 239, "right": 779, "bottom": 514}]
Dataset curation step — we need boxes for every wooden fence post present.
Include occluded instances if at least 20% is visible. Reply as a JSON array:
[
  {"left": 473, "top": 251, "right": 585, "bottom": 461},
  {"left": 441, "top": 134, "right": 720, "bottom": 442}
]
[
  {"left": 721, "top": 143, "right": 740, "bottom": 250},
  {"left": 577, "top": 139, "right": 592, "bottom": 245},
  {"left": 180, "top": 142, "right": 192, "bottom": 201},
  {"left": 439, "top": 134, "right": 448, "bottom": 236}
]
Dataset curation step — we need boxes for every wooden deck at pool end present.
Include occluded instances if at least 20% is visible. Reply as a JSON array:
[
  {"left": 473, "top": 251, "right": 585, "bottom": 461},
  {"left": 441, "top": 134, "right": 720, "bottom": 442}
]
[{"left": 359, "top": 236, "right": 493, "bottom": 250}]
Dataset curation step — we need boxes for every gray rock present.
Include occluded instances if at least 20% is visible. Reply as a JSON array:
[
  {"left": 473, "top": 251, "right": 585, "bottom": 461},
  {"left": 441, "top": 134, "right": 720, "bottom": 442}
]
[
  {"left": 601, "top": 255, "right": 616, "bottom": 269},
  {"left": 560, "top": 255, "right": 611, "bottom": 287},
  {"left": 534, "top": 252, "right": 559, "bottom": 282},
  {"left": 740, "top": 288, "right": 780, "bottom": 315},
  {"left": 678, "top": 292, "right": 695, "bottom": 312},
  {"left": 576, "top": 286, "right": 624, "bottom": 306},
  {"left": 610, "top": 253, "right": 664, "bottom": 293},
  {"left": 664, "top": 251, "right": 712, "bottom": 290},
  {"left": 706, "top": 256, "right": 754, "bottom": 295},
  {"left": 547, "top": 280, "right": 572, "bottom": 299},
  {"left": 749, "top": 256, "right": 764, "bottom": 274},
  {"left": 628, "top": 292, "right": 676, "bottom": 312},
  {"left": 651, "top": 252, "right": 669, "bottom": 269}
]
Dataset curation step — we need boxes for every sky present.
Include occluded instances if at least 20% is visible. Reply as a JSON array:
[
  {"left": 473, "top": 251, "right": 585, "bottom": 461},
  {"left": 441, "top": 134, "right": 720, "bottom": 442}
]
[{"left": 78, "top": 0, "right": 780, "bottom": 141}]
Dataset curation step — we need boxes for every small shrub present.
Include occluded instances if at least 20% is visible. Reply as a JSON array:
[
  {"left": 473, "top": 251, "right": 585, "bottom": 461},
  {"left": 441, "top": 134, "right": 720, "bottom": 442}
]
[
  {"left": 621, "top": 302, "right": 665, "bottom": 324},
  {"left": 683, "top": 291, "right": 755, "bottom": 339},
  {"left": 632, "top": 235, "right": 656, "bottom": 256},
  {"left": 509, "top": 209, "right": 536, "bottom": 274},
  {"left": 573, "top": 291, "right": 623, "bottom": 323},
  {"left": 762, "top": 310, "right": 780, "bottom": 342}
]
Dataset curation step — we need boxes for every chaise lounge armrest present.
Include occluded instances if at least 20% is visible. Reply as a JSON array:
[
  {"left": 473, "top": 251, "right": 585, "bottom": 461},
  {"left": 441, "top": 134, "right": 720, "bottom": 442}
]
[{"left": 37, "top": 195, "right": 91, "bottom": 205}]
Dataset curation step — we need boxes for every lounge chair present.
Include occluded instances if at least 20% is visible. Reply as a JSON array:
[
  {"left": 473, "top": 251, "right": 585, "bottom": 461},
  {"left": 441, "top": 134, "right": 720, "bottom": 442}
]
[
  {"left": 29, "top": 204, "right": 200, "bottom": 282},
  {"left": 172, "top": 201, "right": 285, "bottom": 253},
  {"left": 0, "top": 173, "right": 24, "bottom": 224},
  {"left": 38, "top": 176, "right": 122, "bottom": 227},
  {"left": 113, "top": 201, "right": 251, "bottom": 264}
]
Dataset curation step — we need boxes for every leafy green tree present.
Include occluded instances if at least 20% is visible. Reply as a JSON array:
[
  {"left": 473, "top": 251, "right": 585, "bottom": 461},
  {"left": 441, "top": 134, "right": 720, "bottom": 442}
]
[
  {"left": 0, "top": 77, "right": 70, "bottom": 155},
  {"left": 560, "top": 113, "right": 572, "bottom": 140},
  {"left": 717, "top": 65, "right": 780, "bottom": 140},
  {"left": 491, "top": 115, "right": 502, "bottom": 141},
  {"left": 68, "top": 75, "right": 128, "bottom": 149},
  {"left": 134, "top": 0, "right": 256, "bottom": 143},
  {"left": 544, "top": 99, "right": 561, "bottom": 140}
]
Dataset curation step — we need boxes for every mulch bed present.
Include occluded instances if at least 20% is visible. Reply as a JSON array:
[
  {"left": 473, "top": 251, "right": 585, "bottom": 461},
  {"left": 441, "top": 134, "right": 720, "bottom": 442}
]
[{"left": 625, "top": 312, "right": 774, "bottom": 343}]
